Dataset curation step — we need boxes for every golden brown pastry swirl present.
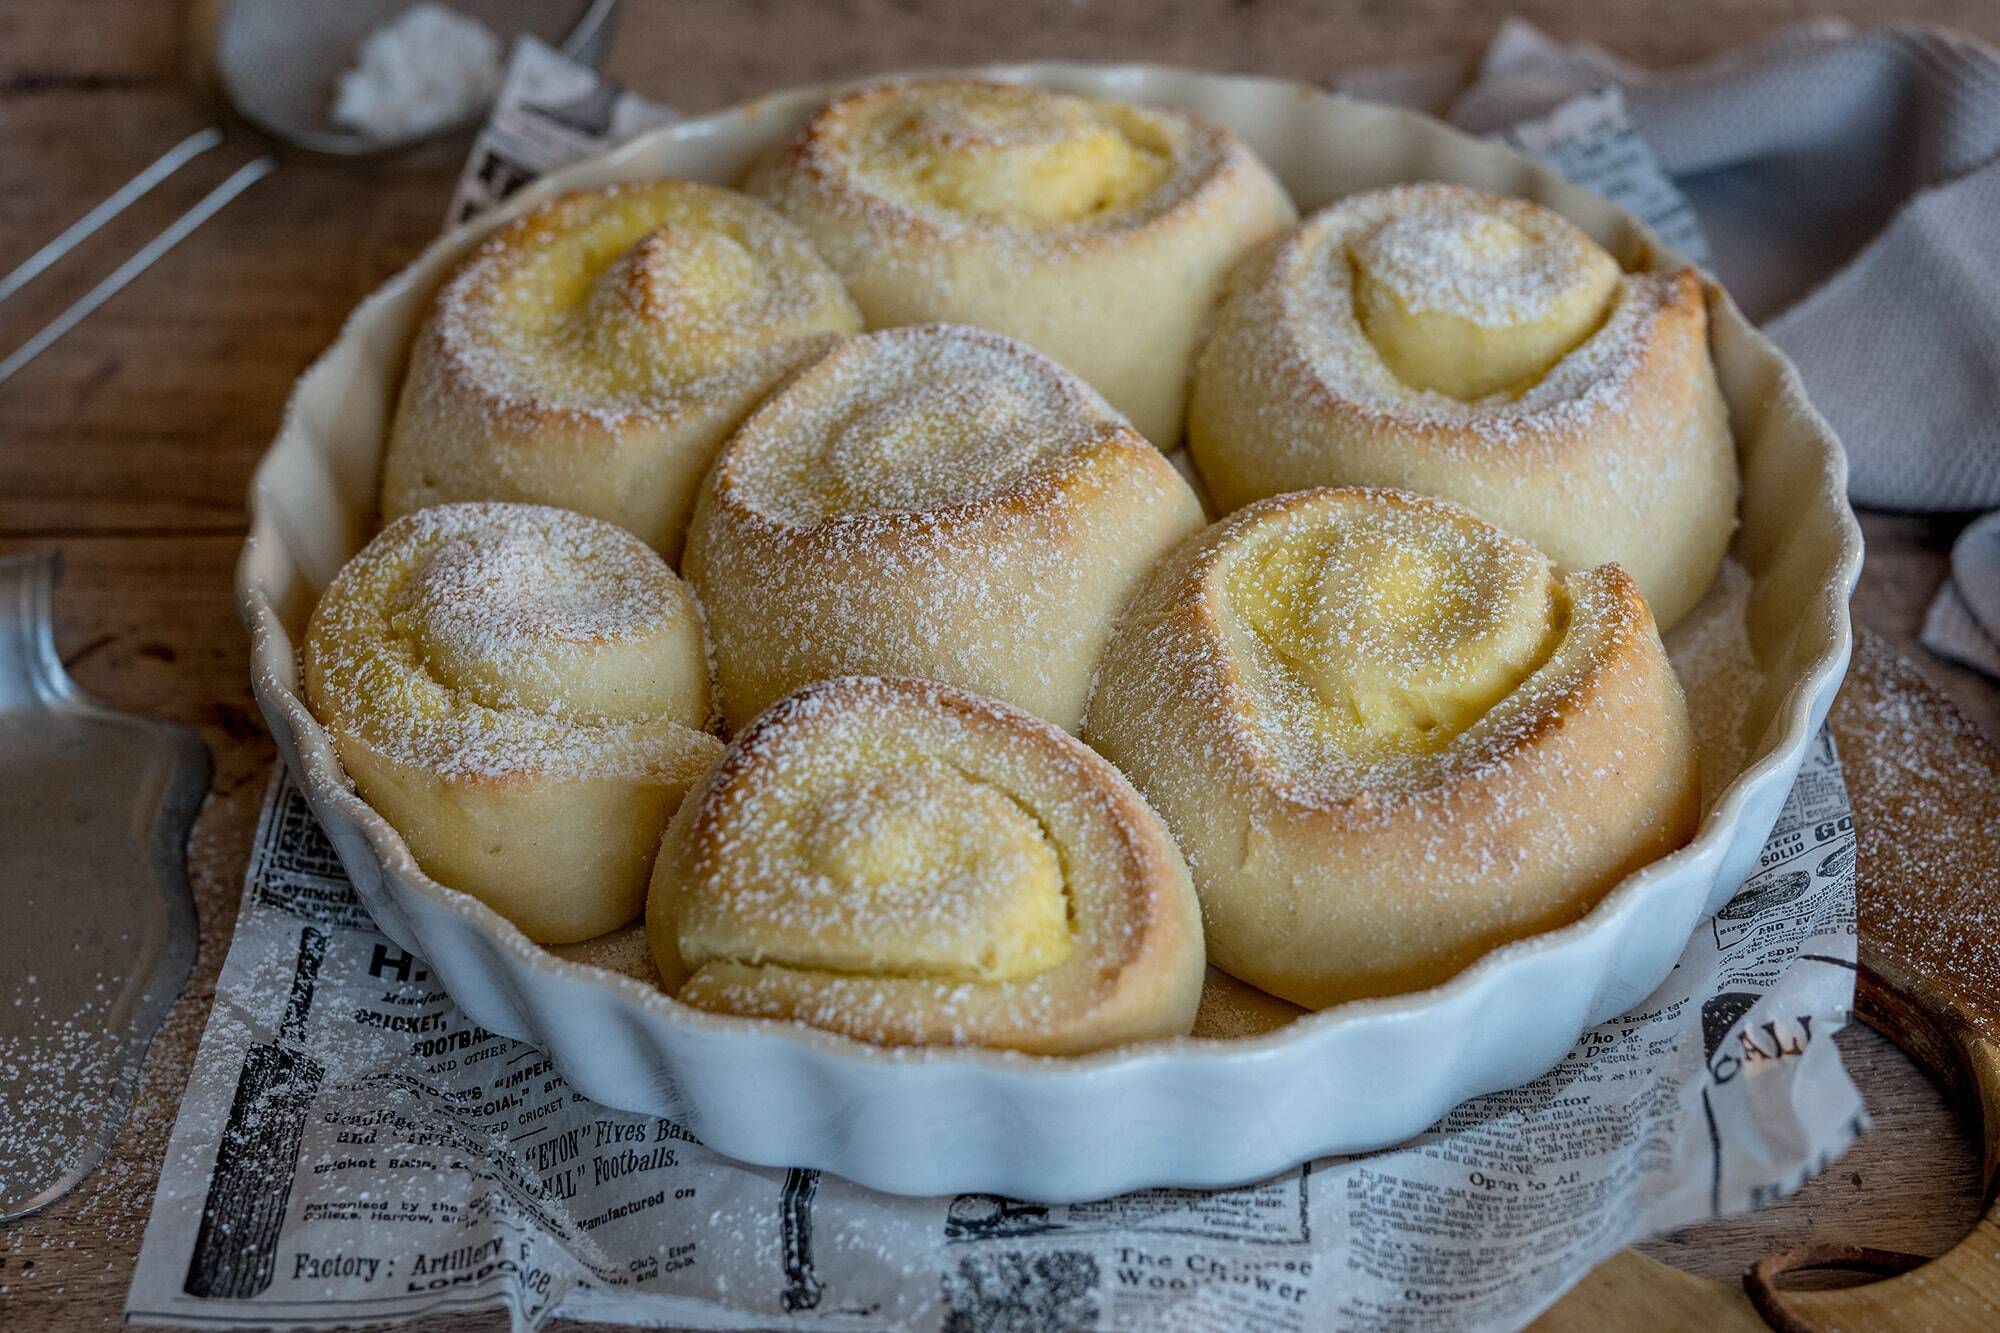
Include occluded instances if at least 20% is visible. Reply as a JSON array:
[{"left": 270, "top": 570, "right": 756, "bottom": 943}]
[
  {"left": 685, "top": 323, "right": 1204, "bottom": 732},
  {"left": 745, "top": 78, "right": 1297, "bottom": 446},
  {"left": 647, "top": 676, "right": 1206, "bottom": 1053},
  {"left": 302, "top": 501, "right": 722, "bottom": 942},
  {"left": 1085, "top": 486, "right": 1700, "bottom": 1008},
  {"left": 381, "top": 181, "right": 861, "bottom": 558},
  {"left": 1188, "top": 183, "right": 1737, "bottom": 628}
]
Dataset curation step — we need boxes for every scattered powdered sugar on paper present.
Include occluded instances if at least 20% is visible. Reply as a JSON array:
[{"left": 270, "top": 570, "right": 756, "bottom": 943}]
[{"left": 122, "top": 733, "right": 1865, "bottom": 1329}]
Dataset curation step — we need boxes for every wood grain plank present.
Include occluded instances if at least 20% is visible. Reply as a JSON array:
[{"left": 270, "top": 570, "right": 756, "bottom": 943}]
[
  {"left": 6, "top": 2, "right": 2000, "bottom": 1328},
  {"left": 600, "top": 0, "right": 2000, "bottom": 107},
  {"left": 0, "top": 0, "right": 177, "bottom": 86}
]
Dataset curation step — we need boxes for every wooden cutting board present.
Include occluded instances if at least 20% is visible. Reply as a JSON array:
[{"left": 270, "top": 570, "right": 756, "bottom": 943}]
[{"left": 1536, "top": 628, "right": 2000, "bottom": 1330}]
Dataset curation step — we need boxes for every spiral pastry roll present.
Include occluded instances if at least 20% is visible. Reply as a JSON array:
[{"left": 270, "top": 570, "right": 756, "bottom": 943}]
[
  {"left": 647, "top": 676, "right": 1205, "bottom": 1052},
  {"left": 1188, "top": 183, "right": 1737, "bottom": 628},
  {"left": 302, "top": 502, "right": 723, "bottom": 943},
  {"left": 1084, "top": 487, "right": 1699, "bottom": 1009},
  {"left": 744, "top": 79, "right": 1296, "bottom": 447},
  {"left": 686, "top": 324, "right": 1205, "bottom": 732},
  {"left": 380, "top": 182, "right": 861, "bottom": 559}
]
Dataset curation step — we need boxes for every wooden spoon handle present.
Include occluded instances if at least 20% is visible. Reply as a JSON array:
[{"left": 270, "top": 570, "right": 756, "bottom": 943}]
[
  {"left": 1727, "top": 630, "right": 2000, "bottom": 1330},
  {"left": 1537, "top": 631, "right": 2000, "bottom": 1330}
]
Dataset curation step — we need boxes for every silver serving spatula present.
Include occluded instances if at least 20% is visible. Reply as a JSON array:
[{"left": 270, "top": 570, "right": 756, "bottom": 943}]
[{"left": 0, "top": 552, "right": 208, "bottom": 1219}]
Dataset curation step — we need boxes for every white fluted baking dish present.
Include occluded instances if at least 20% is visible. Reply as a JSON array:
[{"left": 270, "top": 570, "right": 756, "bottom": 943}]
[{"left": 236, "top": 64, "right": 1861, "bottom": 1201}]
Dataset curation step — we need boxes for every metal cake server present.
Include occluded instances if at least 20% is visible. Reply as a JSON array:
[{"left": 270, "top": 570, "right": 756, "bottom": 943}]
[{"left": 0, "top": 552, "right": 208, "bottom": 1219}]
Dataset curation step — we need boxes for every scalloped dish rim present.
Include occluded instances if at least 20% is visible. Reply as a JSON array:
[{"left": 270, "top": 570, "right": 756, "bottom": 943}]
[{"left": 233, "top": 62, "right": 1861, "bottom": 1188}]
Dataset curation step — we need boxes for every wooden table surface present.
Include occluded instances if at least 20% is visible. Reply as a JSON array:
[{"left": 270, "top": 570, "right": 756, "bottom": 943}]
[{"left": 3, "top": 2, "right": 1998, "bottom": 1327}]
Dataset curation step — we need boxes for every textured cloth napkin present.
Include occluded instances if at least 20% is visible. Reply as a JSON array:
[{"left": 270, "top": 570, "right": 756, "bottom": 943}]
[{"left": 1444, "top": 20, "right": 2000, "bottom": 676}]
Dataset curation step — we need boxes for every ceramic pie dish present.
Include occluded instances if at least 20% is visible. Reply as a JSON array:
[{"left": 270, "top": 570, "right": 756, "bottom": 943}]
[{"left": 235, "top": 63, "right": 1861, "bottom": 1202}]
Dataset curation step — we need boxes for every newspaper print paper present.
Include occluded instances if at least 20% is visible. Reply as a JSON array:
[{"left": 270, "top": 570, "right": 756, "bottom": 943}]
[
  {"left": 128, "top": 738, "right": 1860, "bottom": 1331},
  {"left": 447, "top": 36, "right": 676, "bottom": 226},
  {"left": 1490, "top": 85, "right": 1712, "bottom": 265},
  {"left": 128, "top": 43, "right": 1865, "bottom": 1331}
]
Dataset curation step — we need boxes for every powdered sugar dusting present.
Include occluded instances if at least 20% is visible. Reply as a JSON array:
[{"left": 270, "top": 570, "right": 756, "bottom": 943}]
[
  {"left": 303, "top": 502, "right": 713, "bottom": 781},
  {"left": 1086, "top": 487, "right": 1698, "bottom": 1006},
  {"left": 691, "top": 324, "right": 1201, "bottom": 731},
  {"left": 1228, "top": 493, "right": 1559, "bottom": 753},
  {"left": 1833, "top": 633, "right": 2000, "bottom": 1012},
  {"left": 1353, "top": 189, "right": 1610, "bottom": 328},
  {"left": 722, "top": 325, "right": 1110, "bottom": 524},
  {"left": 1172, "top": 491, "right": 1648, "bottom": 809},
  {"left": 768, "top": 79, "right": 1229, "bottom": 250},
  {"left": 1277, "top": 187, "right": 1662, "bottom": 446},
  {"left": 428, "top": 181, "right": 859, "bottom": 430},
  {"left": 668, "top": 677, "right": 1196, "bottom": 1051},
  {"left": 1194, "top": 183, "right": 1694, "bottom": 525}
]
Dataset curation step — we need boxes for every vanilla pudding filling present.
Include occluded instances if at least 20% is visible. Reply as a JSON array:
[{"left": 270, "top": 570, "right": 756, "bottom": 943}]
[
  {"left": 653, "top": 677, "right": 1205, "bottom": 1052},
  {"left": 845, "top": 82, "right": 1186, "bottom": 231},
  {"left": 1220, "top": 493, "right": 1571, "bottom": 792},
  {"left": 1230, "top": 509, "right": 1565, "bottom": 757},
  {"left": 1348, "top": 194, "right": 1620, "bottom": 400},
  {"left": 691, "top": 756, "right": 1074, "bottom": 985},
  {"left": 467, "top": 183, "right": 857, "bottom": 412}
]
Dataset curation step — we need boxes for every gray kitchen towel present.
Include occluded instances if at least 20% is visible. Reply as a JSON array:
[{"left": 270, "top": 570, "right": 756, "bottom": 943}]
[{"left": 1453, "top": 20, "right": 2000, "bottom": 676}]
